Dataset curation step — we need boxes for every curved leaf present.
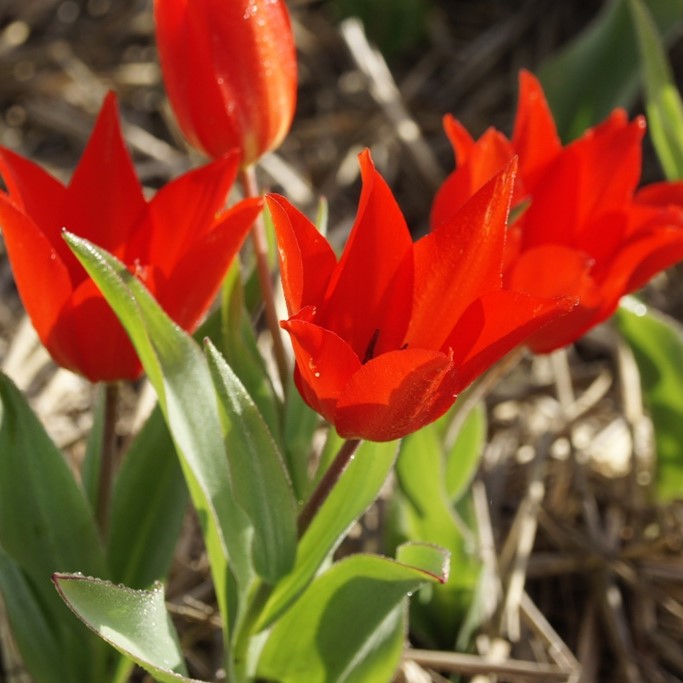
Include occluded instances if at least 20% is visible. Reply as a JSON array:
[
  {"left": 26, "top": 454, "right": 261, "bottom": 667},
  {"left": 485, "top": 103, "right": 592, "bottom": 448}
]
[{"left": 54, "top": 574, "right": 205, "bottom": 683}]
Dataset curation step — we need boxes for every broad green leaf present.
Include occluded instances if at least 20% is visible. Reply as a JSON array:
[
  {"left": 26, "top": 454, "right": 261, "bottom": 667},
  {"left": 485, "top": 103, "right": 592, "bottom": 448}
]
[
  {"left": 539, "top": 0, "right": 683, "bottom": 141},
  {"left": 205, "top": 341, "right": 297, "bottom": 583},
  {"left": 220, "top": 260, "right": 282, "bottom": 444},
  {"left": 108, "top": 405, "right": 188, "bottom": 589},
  {"left": 392, "top": 424, "right": 481, "bottom": 647},
  {"left": 53, "top": 574, "right": 205, "bottom": 683},
  {"left": 257, "top": 545, "right": 448, "bottom": 683},
  {"left": 628, "top": 0, "right": 683, "bottom": 178},
  {"left": 256, "top": 439, "right": 398, "bottom": 630},
  {"left": 64, "top": 233, "right": 252, "bottom": 635},
  {"left": 444, "top": 402, "right": 486, "bottom": 503},
  {"left": 0, "top": 548, "right": 65, "bottom": 683},
  {"left": 0, "top": 372, "right": 111, "bottom": 680},
  {"left": 616, "top": 298, "right": 683, "bottom": 501}
]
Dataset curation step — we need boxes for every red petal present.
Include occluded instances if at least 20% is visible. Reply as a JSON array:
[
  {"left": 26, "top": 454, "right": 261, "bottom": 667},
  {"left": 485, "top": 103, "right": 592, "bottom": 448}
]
[
  {"left": 432, "top": 126, "right": 515, "bottom": 229},
  {"left": 282, "top": 317, "right": 362, "bottom": 424},
  {"left": 0, "top": 147, "right": 66, "bottom": 243},
  {"left": 409, "top": 158, "right": 516, "bottom": 350},
  {"left": 62, "top": 92, "right": 146, "bottom": 257},
  {"left": 596, "top": 226, "right": 683, "bottom": 316},
  {"left": 521, "top": 112, "right": 645, "bottom": 249},
  {"left": 512, "top": 70, "right": 561, "bottom": 185},
  {"left": 318, "top": 150, "right": 413, "bottom": 358},
  {"left": 51, "top": 277, "right": 141, "bottom": 381},
  {"left": 0, "top": 197, "right": 73, "bottom": 344},
  {"left": 635, "top": 180, "right": 683, "bottom": 208},
  {"left": 443, "top": 114, "right": 476, "bottom": 165},
  {"left": 129, "top": 153, "right": 241, "bottom": 268},
  {"left": 505, "top": 244, "right": 601, "bottom": 308},
  {"left": 448, "top": 290, "right": 578, "bottom": 378},
  {"left": 150, "top": 197, "right": 262, "bottom": 331},
  {"left": 266, "top": 193, "right": 337, "bottom": 315},
  {"left": 334, "top": 348, "right": 459, "bottom": 442}
]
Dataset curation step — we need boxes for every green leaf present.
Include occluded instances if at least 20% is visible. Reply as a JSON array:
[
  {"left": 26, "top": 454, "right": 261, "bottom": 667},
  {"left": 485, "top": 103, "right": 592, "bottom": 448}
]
[
  {"left": 539, "top": 0, "right": 683, "bottom": 141},
  {"left": 0, "top": 548, "right": 65, "bottom": 683},
  {"left": 64, "top": 233, "right": 252, "bottom": 634},
  {"left": 391, "top": 424, "right": 481, "bottom": 647},
  {"left": 220, "top": 260, "right": 282, "bottom": 444},
  {"left": 205, "top": 340, "right": 297, "bottom": 583},
  {"left": 108, "top": 405, "right": 188, "bottom": 589},
  {"left": 616, "top": 298, "right": 683, "bottom": 501},
  {"left": 0, "top": 372, "right": 111, "bottom": 680},
  {"left": 628, "top": 0, "right": 683, "bottom": 178},
  {"left": 444, "top": 402, "right": 486, "bottom": 503},
  {"left": 53, "top": 574, "right": 205, "bottom": 683},
  {"left": 256, "top": 439, "right": 398, "bottom": 630},
  {"left": 257, "top": 544, "right": 448, "bottom": 683}
]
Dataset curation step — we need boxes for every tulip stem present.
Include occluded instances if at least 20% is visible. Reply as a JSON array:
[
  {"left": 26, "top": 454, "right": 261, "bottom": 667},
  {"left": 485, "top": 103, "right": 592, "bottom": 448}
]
[
  {"left": 239, "top": 164, "right": 290, "bottom": 396},
  {"left": 297, "top": 438, "right": 363, "bottom": 537},
  {"left": 96, "top": 382, "right": 119, "bottom": 535}
]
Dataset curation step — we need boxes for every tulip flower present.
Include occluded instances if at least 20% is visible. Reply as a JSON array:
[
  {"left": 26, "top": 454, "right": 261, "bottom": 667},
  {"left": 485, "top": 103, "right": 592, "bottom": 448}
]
[
  {"left": 433, "top": 70, "right": 683, "bottom": 353},
  {"left": 268, "top": 150, "right": 575, "bottom": 442},
  {"left": 0, "top": 92, "right": 262, "bottom": 382},
  {"left": 154, "top": 0, "right": 297, "bottom": 166}
]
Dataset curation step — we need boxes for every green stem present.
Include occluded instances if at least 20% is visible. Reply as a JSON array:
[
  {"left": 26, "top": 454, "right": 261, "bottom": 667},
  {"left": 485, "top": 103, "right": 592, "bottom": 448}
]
[
  {"left": 239, "top": 164, "right": 289, "bottom": 396},
  {"left": 96, "top": 382, "right": 119, "bottom": 535},
  {"left": 297, "top": 438, "right": 362, "bottom": 537}
]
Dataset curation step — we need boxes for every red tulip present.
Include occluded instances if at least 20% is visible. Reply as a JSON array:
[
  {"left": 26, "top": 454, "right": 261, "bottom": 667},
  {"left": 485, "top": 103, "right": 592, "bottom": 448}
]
[
  {"left": 154, "top": 0, "right": 297, "bottom": 166},
  {"left": 0, "top": 92, "right": 262, "bottom": 382},
  {"left": 433, "top": 70, "right": 683, "bottom": 353},
  {"left": 268, "top": 150, "right": 575, "bottom": 442}
]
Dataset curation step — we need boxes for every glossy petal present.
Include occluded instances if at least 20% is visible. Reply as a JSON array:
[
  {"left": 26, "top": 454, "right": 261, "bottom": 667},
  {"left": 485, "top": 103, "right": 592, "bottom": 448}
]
[
  {"left": 0, "top": 147, "right": 66, "bottom": 242},
  {"left": 282, "top": 317, "right": 362, "bottom": 423},
  {"left": 506, "top": 244, "right": 601, "bottom": 308},
  {"left": 409, "top": 159, "right": 516, "bottom": 350},
  {"left": 131, "top": 152, "right": 241, "bottom": 268},
  {"left": 266, "top": 193, "right": 338, "bottom": 314},
  {"left": 50, "top": 277, "right": 142, "bottom": 381},
  {"left": 0, "top": 197, "right": 73, "bottom": 343},
  {"left": 62, "top": 92, "right": 146, "bottom": 257},
  {"left": 512, "top": 70, "right": 561, "bottom": 186},
  {"left": 432, "top": 122, "right": 514, "bottom": 228},
  {"left": 448, "top": 290, "right": 578, "bottom": 384},
  {"left": 152, "top": 197, "right": 263, "bottom": 330},
  {"left": 334, "top": 348, "right": 459, "bottom": 442},
  {"left": 319, "top": 150, "right": 413, "bottom": 358},
  {"left": 155, "top": 0, "right": 296, "bottom": 164}
]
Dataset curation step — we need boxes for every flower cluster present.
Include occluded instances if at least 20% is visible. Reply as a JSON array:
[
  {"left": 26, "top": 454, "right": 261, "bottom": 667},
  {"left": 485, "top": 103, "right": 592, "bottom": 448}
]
[{"left": 433, "top": 70, "right": 683, "bottom": 353}]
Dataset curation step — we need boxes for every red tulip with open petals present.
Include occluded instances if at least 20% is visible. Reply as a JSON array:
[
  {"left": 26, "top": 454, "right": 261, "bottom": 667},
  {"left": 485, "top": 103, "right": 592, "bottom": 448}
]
[
  {"left": 433, "top": 70, "right": 683, "bottom": 353},
  {"left": 268, "top": 150, "right": 575, "bottom": 442},
  {"left": 154, "top": 0, "right": 297, "bottom": 166},
  {"left": 0, "top": 92, "right": 262, "bottom": 382}
]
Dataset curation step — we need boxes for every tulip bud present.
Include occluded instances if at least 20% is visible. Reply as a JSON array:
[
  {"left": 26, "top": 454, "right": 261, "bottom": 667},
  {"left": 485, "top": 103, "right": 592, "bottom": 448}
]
[{"left": 155, "top": 0, "right": 297, "bottom": 166}]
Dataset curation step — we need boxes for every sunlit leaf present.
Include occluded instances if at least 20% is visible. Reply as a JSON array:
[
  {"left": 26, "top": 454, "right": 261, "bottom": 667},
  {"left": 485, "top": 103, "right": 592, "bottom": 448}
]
[
  {"left": 616, "top": 298, "right": 683, "bottom": 502},
  {"left": 256, "top": 439, "right": 398, "bottom": 630},
  {"left": 54, "top": 574, "right": 205, "bottom": 683},
  {"left": 627, "top": 0, "right": 683, "bottom": 178},
  {"left": 205, "top": 340, "right": 297, "bottom": 583},
  {"left": 257, "top": 544, "right": 448, "bottom": 683}
]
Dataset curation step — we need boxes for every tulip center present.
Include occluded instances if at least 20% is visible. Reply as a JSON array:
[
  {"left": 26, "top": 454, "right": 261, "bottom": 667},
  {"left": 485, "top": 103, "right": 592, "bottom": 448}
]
[{"left": 363, "top": 328, "right": 380, "bottom": 363}]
